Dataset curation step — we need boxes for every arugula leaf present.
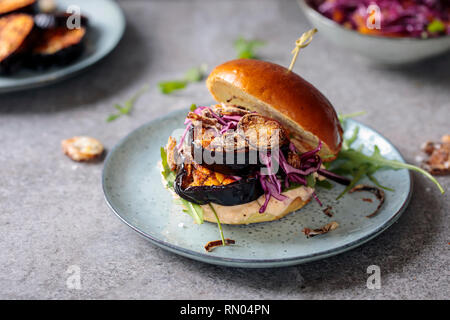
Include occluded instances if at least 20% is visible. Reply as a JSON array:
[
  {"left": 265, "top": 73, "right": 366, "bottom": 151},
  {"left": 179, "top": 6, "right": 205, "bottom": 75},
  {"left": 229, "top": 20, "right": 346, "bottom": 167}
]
[
  {"left": 342, "top": 126, "right": 359, "bottom": 150},
  {"left": 283, "top": 176, "right": 317, "bottom": 191},
  {"left": 234, "top": 37, "right": 265, "bottom": 59},
  {"left": 106, "top": 114, "right": 121, "bottom": 123},
  {"left": 338, "top": 111, "right": 366, "bottom": 125},
  {"left": 283, "top": 182, "right": 303, "bottom": 192},
  {"left": 107, "top": 85, "right": 149, "bottom": 122},
  {"left": 180, "top": 199, "right": 204, "bottom": 225},
  {"left": 160, "top": 147, "right": 176, "bottom": 188},
  {"left": 316, "top": 180, "right": 334, "bottom": 190},
  {"left": 160, "top": 147, "right": 204, "bottom": 223},
  {"left": 367, "top": 172, "right": 394, "bottom": 192},
  {"left": 208, "top": 204, "right": 225, "bottom": 246},
  {"left": 190, "top": 103, "right": 197, "bottom": 112},
  {"left": 184, "top": 64, "right": 208, "bottom": 83},
  {"left": 331, "top": 111, "right": 444, "bottom": 197},
  {"left": 158, "top": 64, "right": 208, "bottom": 95},
  {"left": 338, "top": 146, "right": 444, "bottom": 194},
  {"left": 158, "top": 80, "right": 188, "bottom": 95},
  {"left": 427, "top": 19, "right": 445, "bottom": 33},
  {"left": 306, "top": 174, "right": 316, "bottom": 188},
  {"left": 336, "top": 164, "right": 368, "bottom": 200}
]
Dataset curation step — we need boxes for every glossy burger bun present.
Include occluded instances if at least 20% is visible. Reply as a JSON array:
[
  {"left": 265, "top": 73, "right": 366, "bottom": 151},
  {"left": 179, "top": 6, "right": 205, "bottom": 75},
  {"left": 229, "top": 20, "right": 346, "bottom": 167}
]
[
  {"left": 206, "top": 59, "right": 343, "bottom": 160},
  {"left": 201, "top": 186, "right": 314, "bottom": 225}
]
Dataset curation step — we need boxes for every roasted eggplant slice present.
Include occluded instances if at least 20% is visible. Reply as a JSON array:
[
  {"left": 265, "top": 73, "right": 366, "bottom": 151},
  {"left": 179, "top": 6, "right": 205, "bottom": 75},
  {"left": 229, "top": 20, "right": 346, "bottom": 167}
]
[
  {"left": 189, "top": 114, "right": 288, "bottom": 176},
  {"left": 189, "top": 126, "right": 260, "bottom": 176},
  {"left": 0, "top": 0, "right": 36, "bottom": 16},
  {"left": 238, "top": 113, "right": 288, "bottom": 151},
  {"left": 174, "top": 164, "right": 264, "bottom": 206},
  {"left": 29, "top": 26, "right": 86, "bottom": 68},
  {"left": 0, "top": 13, "right": 35, "bottom": 74}
]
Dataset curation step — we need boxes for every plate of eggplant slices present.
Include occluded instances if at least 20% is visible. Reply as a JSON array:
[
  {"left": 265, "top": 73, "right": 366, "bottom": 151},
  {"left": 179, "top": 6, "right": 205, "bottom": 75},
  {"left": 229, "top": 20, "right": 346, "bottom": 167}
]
[
  {"left": 0, "top": 0, "right": 125, "bottom": 93},
  {"left": 102, "top": 58, "right": 445, "bottom": 268}
]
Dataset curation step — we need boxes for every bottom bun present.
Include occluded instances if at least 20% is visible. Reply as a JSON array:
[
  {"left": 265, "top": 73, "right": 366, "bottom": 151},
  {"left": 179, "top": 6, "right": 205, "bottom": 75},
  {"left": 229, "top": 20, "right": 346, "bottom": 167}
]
[{"left": 202, "top": 186, "right": 314, "bottom": 225}]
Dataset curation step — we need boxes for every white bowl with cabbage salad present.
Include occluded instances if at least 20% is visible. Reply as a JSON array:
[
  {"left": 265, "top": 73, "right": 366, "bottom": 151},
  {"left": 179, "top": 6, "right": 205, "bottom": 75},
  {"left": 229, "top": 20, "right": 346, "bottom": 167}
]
[{"left": 298, "top": 0, "right": 450, "bottom": 64}]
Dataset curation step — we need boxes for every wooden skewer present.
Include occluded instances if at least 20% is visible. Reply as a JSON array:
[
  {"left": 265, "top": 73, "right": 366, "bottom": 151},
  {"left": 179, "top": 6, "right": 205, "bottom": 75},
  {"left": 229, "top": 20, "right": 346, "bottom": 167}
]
[{"left": 288, "top": 28, "right": 318, "bottom": 72}]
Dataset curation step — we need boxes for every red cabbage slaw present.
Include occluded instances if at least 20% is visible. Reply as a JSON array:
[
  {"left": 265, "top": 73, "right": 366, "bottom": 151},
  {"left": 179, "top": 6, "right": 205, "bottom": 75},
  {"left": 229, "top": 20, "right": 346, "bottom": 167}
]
[
  {"left": 178, "top": 106, "right": 243, "bottom": 150},
  {"left": 309, "top": 0, "right": 450, "bottom": 38},
  {"left": 257, "top": 141, "right": 323, "bottom": 213},
  {"left": 179, "top": 106, "right": 325, "bottom": 213}
]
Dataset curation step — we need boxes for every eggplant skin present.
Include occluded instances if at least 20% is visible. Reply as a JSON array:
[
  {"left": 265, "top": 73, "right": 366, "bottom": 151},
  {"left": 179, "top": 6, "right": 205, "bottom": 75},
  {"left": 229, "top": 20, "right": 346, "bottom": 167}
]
[
  {"left": 174, "top": 166, "right": 264, "bottom": 206},
  {"left": 191, "top": 137, "right": 290, "bottom": 176},
  {"left": 191, "top": 140, "right": 262, "bottom": 176},
  {"left": 0, "top": 14, "right": 35, "bottom": 74},
  {"left": 29, "top": 26, "right": 86, "bottom": 68},
  {"left": 188, "top": 114, "right": 288, "bottom": 176},
  {"left": 189, "top": 127, "right": 263, "bottom": 176}
]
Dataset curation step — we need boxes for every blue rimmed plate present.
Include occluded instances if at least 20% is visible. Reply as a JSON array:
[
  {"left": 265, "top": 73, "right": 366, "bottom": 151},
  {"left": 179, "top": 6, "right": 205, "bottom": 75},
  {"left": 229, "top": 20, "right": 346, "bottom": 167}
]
[
  {"left": 0, "top": 0, "right": 125, "bottom": 93},
  {"left": 102, "top": 109, "right": 412, "bottom": 268}
]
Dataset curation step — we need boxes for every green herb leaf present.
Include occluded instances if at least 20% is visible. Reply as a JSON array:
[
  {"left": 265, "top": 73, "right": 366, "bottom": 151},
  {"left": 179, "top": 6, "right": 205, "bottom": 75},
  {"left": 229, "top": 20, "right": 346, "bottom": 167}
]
[
  {"left": 180, "top": 199, "right": 204, "bottom": 225},
  {"left": 342, "top": 126, "right": 359, "bottom": 150},
  {"left": 107, "top": 85, "right": 149, "bottom": 122},
  {"left": 306, "top": 174, "right": 316, "bottom": 188},
  {"left": 106, "top": 114, "right": 121, "bottom": 122},
  {"left": 338, "top": 146, "right": 444, "bottom": 194},
  {"left": 283, "top": 182, "right": 303, "bottom": 192},
  {"left": 338, "top": 111, "right": 366, "bottom": 125},
  {"left": 190, "top": 103, "right": 197, "bottom": 111},
  {"left": 208, "top": 203, "right": 226, "bottom": 246},
  {"left": 427, "top": 19, "right": 445, "bottom": 33},
  {"left": 158, "top": 65, "right": 207, "bottom": 95},
  {"left": 123, "top": 85, "right": 150, "bottom": 112},
  {"left": 234, "top": 37, "right": 265, "bottom": 59},
  {"left": 158, "top": 80, "right": 188, "bottom": 94},
  {"left": 330, "top": 114, "right": 444, "bottom": 198},
  {"left": 160, "top": 146, "right": 203, "bottom": 223},
  {"left": 160, "top": 147, "right": 176, "bottom": 188},
  {"left": 336, "top": 164, "right": 368, "bottom": 200},
  {"left": 184, "top": 64, "right": 208, "bottom": 83},
  {"left": 367, "top": 172, "right": 395, "bottom": 192},
  {"left": 316, "top": 180, "right": 334, "bottom": 190}
]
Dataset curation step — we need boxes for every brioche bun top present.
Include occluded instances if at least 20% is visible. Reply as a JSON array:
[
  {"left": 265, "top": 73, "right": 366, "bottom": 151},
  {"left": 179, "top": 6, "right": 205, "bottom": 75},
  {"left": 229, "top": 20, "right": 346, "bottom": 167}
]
[{"left": 206, "top": 59, "right": 343, "bottom": 159}]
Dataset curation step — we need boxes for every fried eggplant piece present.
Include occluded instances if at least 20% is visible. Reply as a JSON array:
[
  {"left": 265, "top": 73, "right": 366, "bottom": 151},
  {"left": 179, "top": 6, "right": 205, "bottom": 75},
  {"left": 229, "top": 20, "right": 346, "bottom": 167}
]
[
  {"left": 0, "top": 13, "right": 35, "bottom": 74},
  {"left": 189, "top": 113, "right": 288, "bottom": 176},
  {"left": 238, "top": 113, "right": 288, "bottom": 151},
  {"left": 0, "top": 0, "right": 36, "bottom": 16},
  {"left": 174, "top": 164, "right": 263, "bottom": 206},
  {"left": 29, "top": 25, "right": 86, "bottom": 68}
]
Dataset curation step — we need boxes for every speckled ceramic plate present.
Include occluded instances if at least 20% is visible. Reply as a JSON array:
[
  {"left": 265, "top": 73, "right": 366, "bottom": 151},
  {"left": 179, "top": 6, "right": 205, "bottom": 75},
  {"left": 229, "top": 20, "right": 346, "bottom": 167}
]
[
  {"left": 102, "top": 109, "right": 413, "bottom": 268},
  {"left": 0, "top": 0, "right": 125, "bottom": 93}
]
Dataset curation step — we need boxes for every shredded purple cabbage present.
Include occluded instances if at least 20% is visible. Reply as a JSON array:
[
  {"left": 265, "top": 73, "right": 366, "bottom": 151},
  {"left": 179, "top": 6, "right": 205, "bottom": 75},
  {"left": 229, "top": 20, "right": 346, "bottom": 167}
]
[
  {"left": 309, "top": 0, "right": 450, "bottom": 38},
  {"left": 206, "top": 107, "right": 227, "bottom": 125},
  {"left": 181, "top": 105, "right": 326, "bottom": 213},
  {"left": 258, "top": 141, "right": 324, "bottom": 213},
  {"left": 178, "top": 122, "right": 192, "bottom": 151}
]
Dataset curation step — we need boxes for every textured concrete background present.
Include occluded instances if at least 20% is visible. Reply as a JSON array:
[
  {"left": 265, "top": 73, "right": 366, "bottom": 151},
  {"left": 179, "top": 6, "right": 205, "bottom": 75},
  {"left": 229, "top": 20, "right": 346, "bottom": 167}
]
[{"left": 0, "top": 0, "right": 449, "bottom": 299}]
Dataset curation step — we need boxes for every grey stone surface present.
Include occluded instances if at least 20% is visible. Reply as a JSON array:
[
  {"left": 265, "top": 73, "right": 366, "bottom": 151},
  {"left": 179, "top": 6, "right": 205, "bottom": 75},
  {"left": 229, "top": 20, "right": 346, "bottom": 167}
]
[{"left": 0, "top": 0, "right": 449, "bottom": 299}]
